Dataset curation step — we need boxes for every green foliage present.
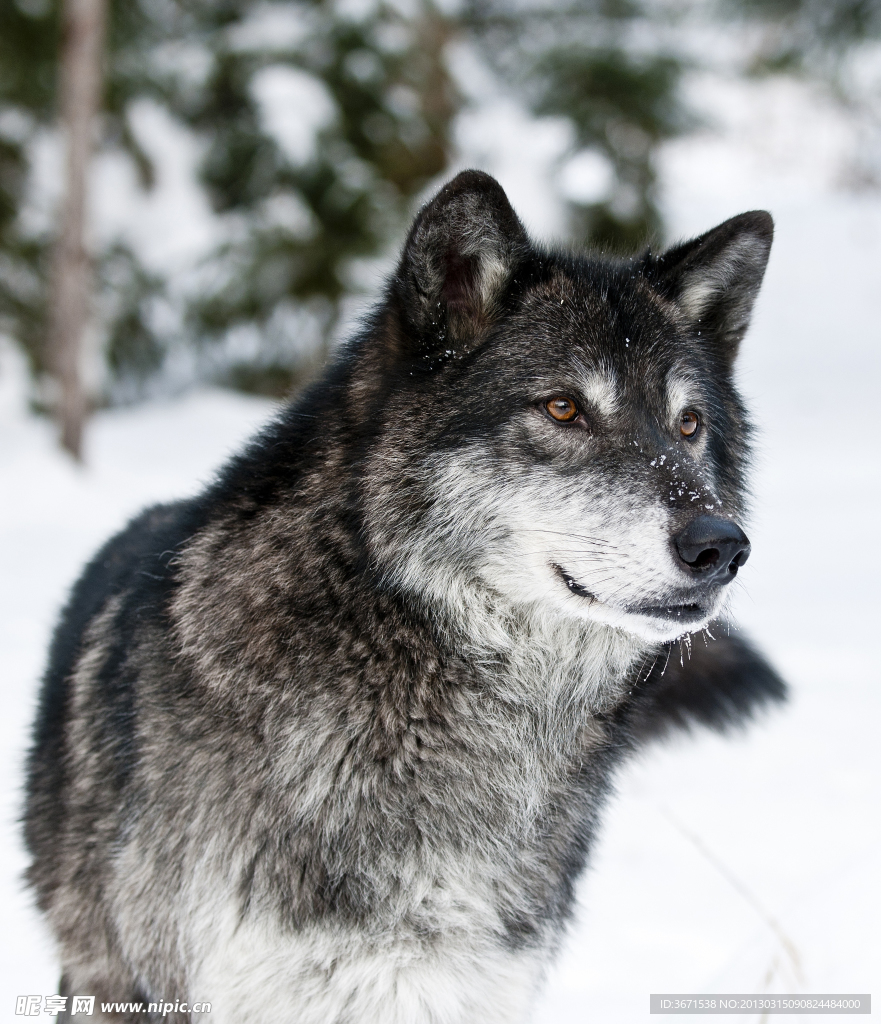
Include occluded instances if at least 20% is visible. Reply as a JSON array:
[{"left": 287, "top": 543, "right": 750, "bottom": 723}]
[
  {"left": 726, "top": 0, "right": 881, "bottom": 77},
  {"left": 534, "top": 45, "right": 691, "bottom": 249},
  {"left": 464, "top": 1, "right": 692, "bottom": 251},
  {"left": 216, "top": 358, "right": 317, "bottom": 399},
  {"left": 0, "top": 0, "right": 58, "bottom": 376},
  {"left": 730, "top": 0, "right": 881, "bottom": 46},
  {"left": 1, "top": 0, "right": 458, "bottom": 398},
  {"left": 0, "top": 0, "right": 59, "bottom": 121},
  {"left": 1, "top": 0, "right": 880, "bottom": 401},
  {"left": 0, "top": 233, "right": 48, "bottom": 376},
  {"left": 0, "top": 137, "right": 25, "bottom": 240},
  {"left": 102, "top": 244, "right": 166, "bottom": 386},
  {"left": 177, "top": 1, "right": 456, "bottom": 375}
]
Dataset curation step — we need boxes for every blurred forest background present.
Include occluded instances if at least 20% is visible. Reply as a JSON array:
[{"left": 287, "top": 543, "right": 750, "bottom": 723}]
[
  {"left": 3, "top": 5, "right": 881, "bottom": 1007},
  {"left": 1, "top": 0, "right": 880, "bottom": 456}
]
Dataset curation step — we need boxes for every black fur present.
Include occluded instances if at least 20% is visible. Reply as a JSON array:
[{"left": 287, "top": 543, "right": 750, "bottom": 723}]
[
  {"left": 624, "top": 630, "right": 787, "bottom": 744},
  {"left": 24, "top": 171, "right": 785, "bottom": 1024}
]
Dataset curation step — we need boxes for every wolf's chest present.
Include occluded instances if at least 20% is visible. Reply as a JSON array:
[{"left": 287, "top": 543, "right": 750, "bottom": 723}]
[{"left": 192, "top": 912, "right": 547, "bottom": 1024}]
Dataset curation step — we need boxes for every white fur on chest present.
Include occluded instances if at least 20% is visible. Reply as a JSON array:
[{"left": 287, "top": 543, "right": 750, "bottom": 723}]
[{"left": 191, "top": 909, "right": 546, "bottom": 1024}]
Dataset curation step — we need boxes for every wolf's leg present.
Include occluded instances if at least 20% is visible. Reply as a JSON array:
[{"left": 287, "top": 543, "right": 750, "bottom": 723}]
[
  {"left": 56, "top": 965, "right": 188, "bottom": 1024},
  {"left": 624, "top": 629, "right": 787, "bottom": 744}
]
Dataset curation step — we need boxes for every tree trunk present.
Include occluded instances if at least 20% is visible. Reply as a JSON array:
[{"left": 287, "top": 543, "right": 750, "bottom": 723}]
[{"left": 48, "top": 0, "right": 107, "bottom": 460}]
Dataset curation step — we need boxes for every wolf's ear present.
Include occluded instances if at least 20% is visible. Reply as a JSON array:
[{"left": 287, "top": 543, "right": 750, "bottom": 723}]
[
  {"left": 645, "top": 211, "right": 773, "bottom": 362},
  {"left": 391, "top": 170, "right": 530, "bottom": 359}
]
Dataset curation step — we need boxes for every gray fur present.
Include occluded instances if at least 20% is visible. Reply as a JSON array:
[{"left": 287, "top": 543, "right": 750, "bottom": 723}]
[{"left": 25, "top": 171, "right": 784, "bottom": 1023}]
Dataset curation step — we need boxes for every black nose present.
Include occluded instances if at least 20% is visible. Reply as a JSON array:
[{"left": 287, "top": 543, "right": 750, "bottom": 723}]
[{"left": 673, "top": 515, "right": 751, "bottom": 583}]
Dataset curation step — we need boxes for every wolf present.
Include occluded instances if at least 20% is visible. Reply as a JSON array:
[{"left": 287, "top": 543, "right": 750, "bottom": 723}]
[{"left": 25, "top": 170, "right": 785, "bottom": 1023}]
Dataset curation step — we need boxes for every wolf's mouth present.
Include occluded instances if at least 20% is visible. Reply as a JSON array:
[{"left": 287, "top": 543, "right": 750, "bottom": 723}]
[
  {"left": 627, "top": 602, "right": 707, "bottom": 624},
  {"left": 554, "top": 564, "right": 709, "bottom": 624},
  {"left": 553, "top": 565, "right": 596, "bottom": 601}
]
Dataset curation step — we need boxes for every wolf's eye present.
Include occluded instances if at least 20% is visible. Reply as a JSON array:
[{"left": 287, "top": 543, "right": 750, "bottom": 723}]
[
  {"left": 679, "top": 410, "right": 700, "bottom": 438},
  {"left": 545, "top": 397, "right": 579, "bottom": 423}
]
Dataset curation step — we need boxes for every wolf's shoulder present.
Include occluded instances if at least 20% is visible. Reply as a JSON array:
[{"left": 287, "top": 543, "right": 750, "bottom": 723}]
[{"left": 48, "top": 500, "right": 204, "bottom": 675}]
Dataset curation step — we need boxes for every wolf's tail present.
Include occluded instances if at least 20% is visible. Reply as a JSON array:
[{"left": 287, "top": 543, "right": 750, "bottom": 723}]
[{"left": 623, "top": 629, "right": 787, "bottom": 745}]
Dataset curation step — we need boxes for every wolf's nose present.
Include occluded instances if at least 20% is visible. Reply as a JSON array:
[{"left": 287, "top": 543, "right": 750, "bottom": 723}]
[{"left": 674, "top": 515, "right": 751, "bottom": 583}]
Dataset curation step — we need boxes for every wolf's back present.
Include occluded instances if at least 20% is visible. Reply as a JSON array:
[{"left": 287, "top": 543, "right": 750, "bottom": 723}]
[{"left": 24, "top": 499, "right": 201, "bottom": 899}]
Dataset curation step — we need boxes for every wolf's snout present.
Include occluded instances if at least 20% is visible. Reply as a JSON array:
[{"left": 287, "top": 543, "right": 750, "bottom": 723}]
[{"left": 674, "top": 515, "right": 751, "bottom": 583}]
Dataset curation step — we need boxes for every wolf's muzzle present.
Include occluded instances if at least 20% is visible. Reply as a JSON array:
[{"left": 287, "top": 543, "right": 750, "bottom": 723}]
[{"left": 674, "top": 515, "right": 751, "bottom": 584}]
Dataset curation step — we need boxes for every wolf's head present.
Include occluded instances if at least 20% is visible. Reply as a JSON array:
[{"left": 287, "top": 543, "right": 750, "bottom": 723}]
[{"left": 360, "top": 171, "right": 772, "bottom": 645}]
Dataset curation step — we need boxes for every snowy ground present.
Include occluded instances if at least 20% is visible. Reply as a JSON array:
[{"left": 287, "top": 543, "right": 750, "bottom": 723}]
[{"left": 2, "top": 75, "right": 879, "bottom": 1021}]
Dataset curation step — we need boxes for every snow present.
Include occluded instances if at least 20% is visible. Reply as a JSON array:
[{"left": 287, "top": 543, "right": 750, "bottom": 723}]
[
  {"left": 251, "top": 65, "right": 338, "bottom": 167},
  {"left": 2, "top": 71, "right": 879, "bottom": 1022}
]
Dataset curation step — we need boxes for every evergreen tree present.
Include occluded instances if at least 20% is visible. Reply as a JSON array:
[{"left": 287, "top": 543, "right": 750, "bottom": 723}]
[
  {"left": 465, "top": 0, "right": 694, "bottom": 251},
  {"left": 1, "top": 0, "right": 879, "bottom": 425},
  {"left": 0, "top": 0, "right": 59, "bottom": 381},
  {"left": 0, "top": 0, "right": 458, "bottom": 404},
  {"left": 171, "top": 0, "right": 457, "bottom": 395}
]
